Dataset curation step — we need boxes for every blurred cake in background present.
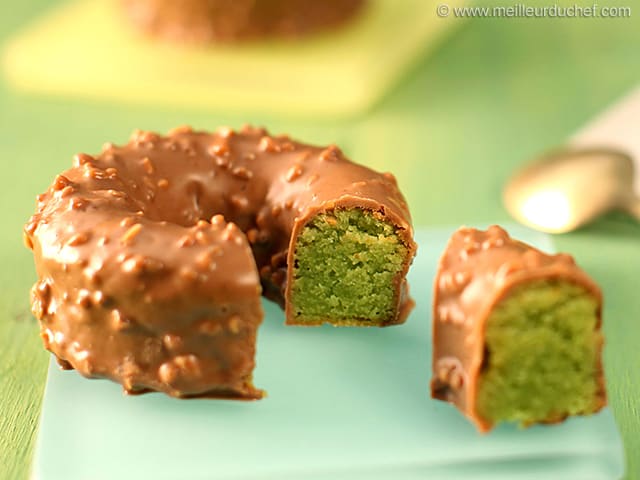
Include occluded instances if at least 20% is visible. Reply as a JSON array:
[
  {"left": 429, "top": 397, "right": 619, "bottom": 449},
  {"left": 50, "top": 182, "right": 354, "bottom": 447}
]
[{"left": 121, "top": 0, "right": 366, "bottom": 43}]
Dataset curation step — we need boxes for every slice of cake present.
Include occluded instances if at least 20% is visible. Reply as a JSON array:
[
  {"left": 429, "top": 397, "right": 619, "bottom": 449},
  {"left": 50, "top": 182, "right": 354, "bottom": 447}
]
[{"left": 431, "top": 225, "right": 606, "bottom": 432}]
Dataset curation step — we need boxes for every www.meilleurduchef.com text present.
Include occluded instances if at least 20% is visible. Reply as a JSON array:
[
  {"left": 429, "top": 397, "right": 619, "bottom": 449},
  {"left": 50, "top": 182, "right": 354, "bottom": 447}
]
[{"left": 436, "top": 3, "right": 632, "bottom": 18}]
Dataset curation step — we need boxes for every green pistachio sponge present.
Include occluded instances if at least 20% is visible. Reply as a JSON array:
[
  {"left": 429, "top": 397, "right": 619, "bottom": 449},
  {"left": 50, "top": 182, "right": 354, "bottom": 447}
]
[{"left": 289, "top": 208, "right": 412, "bottom": 326}]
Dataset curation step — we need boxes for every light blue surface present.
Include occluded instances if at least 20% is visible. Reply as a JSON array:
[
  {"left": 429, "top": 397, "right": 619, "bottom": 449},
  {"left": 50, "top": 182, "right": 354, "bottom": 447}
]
[{"left": 32, "top": 227, "right": 624, "bottom": 480}]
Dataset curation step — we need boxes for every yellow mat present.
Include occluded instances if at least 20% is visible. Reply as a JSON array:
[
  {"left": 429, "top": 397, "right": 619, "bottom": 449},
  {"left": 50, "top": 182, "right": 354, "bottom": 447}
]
[{"left": 3, "top": 0, "right": 463, "bottom": 117}]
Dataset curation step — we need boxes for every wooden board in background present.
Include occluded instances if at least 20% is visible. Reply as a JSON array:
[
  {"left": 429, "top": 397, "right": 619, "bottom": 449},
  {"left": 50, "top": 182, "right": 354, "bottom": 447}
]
[{"left": 3, "top": 0, "right": 465, "bottom": 117}]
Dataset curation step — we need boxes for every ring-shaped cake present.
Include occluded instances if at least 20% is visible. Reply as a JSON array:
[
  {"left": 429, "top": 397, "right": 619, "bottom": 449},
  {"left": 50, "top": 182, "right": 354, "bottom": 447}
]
[{"left": 24, "top": 126, "right": 416, "bottom": 397}]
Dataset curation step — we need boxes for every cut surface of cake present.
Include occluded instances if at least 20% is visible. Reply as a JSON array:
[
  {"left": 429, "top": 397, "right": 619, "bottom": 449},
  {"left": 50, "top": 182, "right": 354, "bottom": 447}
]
[{"left": 290, "top": 208, "right": 410, "bottom": 326}]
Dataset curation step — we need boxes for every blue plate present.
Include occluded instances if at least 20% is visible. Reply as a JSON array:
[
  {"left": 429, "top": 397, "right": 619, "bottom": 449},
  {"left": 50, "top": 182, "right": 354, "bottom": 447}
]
[{"left": 32, "top": 227, "right": 624, "bottom": 480}]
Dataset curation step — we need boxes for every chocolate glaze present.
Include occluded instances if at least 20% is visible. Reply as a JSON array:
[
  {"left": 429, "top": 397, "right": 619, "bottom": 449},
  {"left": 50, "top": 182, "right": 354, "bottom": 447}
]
[
  {"left": 430, "top": 225, "right": 606, "bottom": 431},
  {"left": 121, "top": 0, "right": 366, "bottom": 43},
  {"left": 24, "top": 125, "right": 416, "bottom": 398}
]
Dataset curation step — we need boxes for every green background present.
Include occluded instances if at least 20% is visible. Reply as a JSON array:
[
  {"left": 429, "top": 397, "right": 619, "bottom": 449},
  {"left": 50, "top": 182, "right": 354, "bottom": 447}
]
[{"left": 1, "top": 0, "right": 639, "bottom": 478}]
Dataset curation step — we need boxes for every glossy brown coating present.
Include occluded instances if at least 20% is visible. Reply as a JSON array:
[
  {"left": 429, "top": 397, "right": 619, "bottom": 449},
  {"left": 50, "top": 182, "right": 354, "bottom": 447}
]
[
  {"left": 430, "top": 225, "right": 606, "bottom": 431},
  {"left": 121, "top": 0, "right": 366, "bottom": 43},
  {"left": 24, "top": 126, "right": 416, "bottom": 397}
]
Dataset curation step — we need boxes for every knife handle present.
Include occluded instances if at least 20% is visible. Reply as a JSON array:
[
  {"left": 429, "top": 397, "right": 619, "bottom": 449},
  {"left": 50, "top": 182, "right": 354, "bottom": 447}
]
[{"left": 570, "top": 87, "right": 640, "bottom": 195}]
